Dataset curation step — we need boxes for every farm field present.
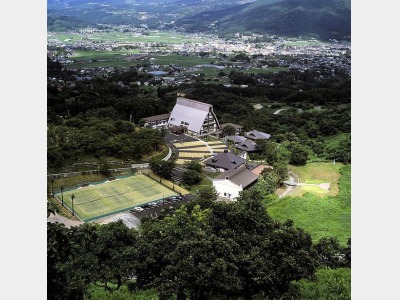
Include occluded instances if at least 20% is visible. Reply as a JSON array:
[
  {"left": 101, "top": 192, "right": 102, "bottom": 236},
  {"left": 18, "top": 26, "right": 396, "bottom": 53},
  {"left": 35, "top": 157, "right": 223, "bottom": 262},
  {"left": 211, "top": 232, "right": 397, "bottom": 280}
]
[
  {"left": 267, "top": 164, "right": 351, "bottom": 245},
  {"left": 54, "top": 174, "right": 178, "bottom": 222},
  {"left": 48, "top": 31, "right": 210, "bottom": 45}
]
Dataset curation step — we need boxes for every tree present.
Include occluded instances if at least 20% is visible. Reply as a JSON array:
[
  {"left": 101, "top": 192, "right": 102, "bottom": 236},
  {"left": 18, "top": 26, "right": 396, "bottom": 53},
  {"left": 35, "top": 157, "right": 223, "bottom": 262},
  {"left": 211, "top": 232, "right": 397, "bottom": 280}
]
[
  {"left": 222, "top": 125, "right": 236, "bottom": 137},
  {"left": 182, "top": 169, "right": 202, "bottom": 185},
  {"left": 286, "top": 268, "right": 351, "bottom": 300},
  {"left": 149, "top": 158, "right": 174, "bottom": 179},
  {"left": 87, "top": 221, "right": 138, "bottom": 291},
  {"left": 186, "top": 160, "right": 202, "bottom": 173},
  {"left": 288, "top": 142, "right": 309, "bottom": 165},
  {"left": 313, "top": 237, "right": 343, "bottom": 268},
  {"left": 197, "top": 186, "right": 218, "bottom": 202},
  {"left": 341, "top": 238, "right": 351, "bottom": 268},
  {"left": 137, "top": 191, "right": 318, "bottom": 299},
  {"left": 47, "top": 222, "right": 89, "bottom": 300},
  {"left": 99, "top": 160, "right": 112, "bottom": 176}
]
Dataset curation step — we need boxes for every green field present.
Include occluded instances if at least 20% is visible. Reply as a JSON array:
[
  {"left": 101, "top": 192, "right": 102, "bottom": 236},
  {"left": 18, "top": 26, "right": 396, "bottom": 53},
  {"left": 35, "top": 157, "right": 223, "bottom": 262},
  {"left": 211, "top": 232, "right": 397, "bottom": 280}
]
[
  {"left": 48, "top": 31, "right": 209, "bottom": 45},
  {"left": 289, "top": 162, "right": 343, "bottom": 196},
  {"left": 267, "top": 164, "right": 351, "bottom": 245},
  {"left": 54, "top": 175, "right": 178, "bottom": 221}
]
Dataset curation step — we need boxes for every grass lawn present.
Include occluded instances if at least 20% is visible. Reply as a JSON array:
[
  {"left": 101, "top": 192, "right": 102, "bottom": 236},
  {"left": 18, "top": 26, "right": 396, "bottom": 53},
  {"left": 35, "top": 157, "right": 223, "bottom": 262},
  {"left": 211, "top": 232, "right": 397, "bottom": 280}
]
[
  {"left": 289, "top": 162, "right": 343, "bottom": 196},
  {"left": 267, "top": 164, "right": 350, "bottom": 245},
  {"left": 86, "top": 284, "right": 158, "bottom": 300},
  {"left": 184, "top": 176, "right": 213, "bottom": 194}
]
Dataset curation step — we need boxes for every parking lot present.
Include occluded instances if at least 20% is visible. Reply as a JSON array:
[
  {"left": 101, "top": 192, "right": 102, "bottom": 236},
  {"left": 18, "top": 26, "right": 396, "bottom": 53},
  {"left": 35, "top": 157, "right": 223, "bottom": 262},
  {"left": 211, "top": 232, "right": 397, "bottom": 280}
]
[{"left": 128, "top": 194, "right": 196, "bottom": 220}]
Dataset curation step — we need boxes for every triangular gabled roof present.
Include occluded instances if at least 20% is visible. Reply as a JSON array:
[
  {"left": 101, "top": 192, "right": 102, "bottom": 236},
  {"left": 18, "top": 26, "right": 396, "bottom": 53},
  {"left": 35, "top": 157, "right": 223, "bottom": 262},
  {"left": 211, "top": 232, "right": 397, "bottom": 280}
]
[{"left": 168, "top": 97, "right": 215, "bottom": 134}]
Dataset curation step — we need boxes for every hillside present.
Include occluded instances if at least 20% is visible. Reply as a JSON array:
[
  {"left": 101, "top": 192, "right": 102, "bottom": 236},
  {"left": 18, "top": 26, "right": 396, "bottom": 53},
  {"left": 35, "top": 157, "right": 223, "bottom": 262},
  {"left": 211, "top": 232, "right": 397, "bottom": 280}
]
[
  {"left": 47, "top": 0, "right": 253, "bottom": 31},
  {"left": 177, "top": 0, "right": 351, "bottom": 40}
]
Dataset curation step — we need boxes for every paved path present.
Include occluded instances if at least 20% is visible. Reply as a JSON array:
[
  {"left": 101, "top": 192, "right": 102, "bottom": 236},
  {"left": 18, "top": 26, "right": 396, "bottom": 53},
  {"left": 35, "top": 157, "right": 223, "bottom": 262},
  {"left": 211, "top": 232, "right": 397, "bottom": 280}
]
[
  {"left": 273, "top": 108, "right": 288, "bottom": 115},
  {"left": 47, "top": 212, "right": 84, "bottom": 228}
]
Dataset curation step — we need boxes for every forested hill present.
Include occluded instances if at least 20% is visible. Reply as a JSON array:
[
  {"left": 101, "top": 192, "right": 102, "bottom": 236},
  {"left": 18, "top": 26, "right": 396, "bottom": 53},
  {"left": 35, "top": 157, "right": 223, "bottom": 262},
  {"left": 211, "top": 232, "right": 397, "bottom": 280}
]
[
  {"left": 47, "top": 0, "right": 253, "bottom": 32},
  {"left": 177, "top": 0, "right": 351, "bottom": 40}
]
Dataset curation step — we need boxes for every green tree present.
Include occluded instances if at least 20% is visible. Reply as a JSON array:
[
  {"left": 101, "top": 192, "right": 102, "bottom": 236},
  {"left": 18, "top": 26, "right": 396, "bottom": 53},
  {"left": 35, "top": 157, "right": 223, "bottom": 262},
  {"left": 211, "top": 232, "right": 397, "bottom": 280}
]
[
  {"left": 197, "top": 186, "right": 219, "bottom": 202},
  {"left": 182, "top": 169, "right": 202, "bottom": 185},
  {"left": 222, "top": 125, "right": 236, "bottom": 137},
  {"left": 88, "top": 221, "right": 138, "bottom": 291},
  {"left": 288, "top": 142, "right": 309, "bottom": 165},
  {"left": 47, "top": 222, "right": 89, "bottom": 300},
  {"left": 99, "top": 160, "right": 112, "bottom": 177},
  {"left": 286, "top": 268, "right": 351, "bottom": 300},
  {"left": 313, "top": 237, "right": 343, "bottom": 268},
  {"left": 137, "top": 190, "right": 318, "bottom": 299},
  {"left": 186, "top": 160, "right": 202, "bottom": 173},
  {"left": 149, "top": 158, "right": 174, "bottom": 180}
]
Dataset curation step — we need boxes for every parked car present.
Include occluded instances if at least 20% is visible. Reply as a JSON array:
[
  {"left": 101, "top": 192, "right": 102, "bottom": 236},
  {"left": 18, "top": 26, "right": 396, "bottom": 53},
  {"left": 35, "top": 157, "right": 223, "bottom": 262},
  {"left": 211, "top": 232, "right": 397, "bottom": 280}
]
[
  {"left": 131, "top": 207, "right": 144, "bottom": 212},
  {"left": 149, "top": 202, "right": 158, "bottom": 207}
]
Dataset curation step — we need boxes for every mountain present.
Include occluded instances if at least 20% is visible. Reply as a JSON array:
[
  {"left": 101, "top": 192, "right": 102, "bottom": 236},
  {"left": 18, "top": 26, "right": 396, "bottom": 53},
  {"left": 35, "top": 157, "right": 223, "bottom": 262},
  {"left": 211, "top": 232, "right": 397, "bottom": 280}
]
[
  {"left": 47, "top": 0, "right": 255, "bottom": 31},
  {"left": 176, "top": 0, "right": 351, "bottom": 40}
]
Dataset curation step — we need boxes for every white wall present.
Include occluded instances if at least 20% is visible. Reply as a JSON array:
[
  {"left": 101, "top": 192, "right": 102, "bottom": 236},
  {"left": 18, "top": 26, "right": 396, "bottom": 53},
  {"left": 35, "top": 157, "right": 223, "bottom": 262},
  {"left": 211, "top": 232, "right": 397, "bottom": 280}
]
[{"left": 213, "top": 179, "right": 242, "bottom": 200}]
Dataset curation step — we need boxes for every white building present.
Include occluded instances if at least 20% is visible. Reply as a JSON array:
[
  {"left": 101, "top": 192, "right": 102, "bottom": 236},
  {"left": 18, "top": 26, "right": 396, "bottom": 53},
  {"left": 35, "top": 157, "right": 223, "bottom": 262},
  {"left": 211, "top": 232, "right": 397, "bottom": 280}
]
[
  {"left": 168, "top": 97, "right": 221, "bottom": 137},
  {"left": 142, "top": 113, "right": 171, "bottom": 129},
  {"left": 212, "top": 165, "right": 259, "bottom": 200}
]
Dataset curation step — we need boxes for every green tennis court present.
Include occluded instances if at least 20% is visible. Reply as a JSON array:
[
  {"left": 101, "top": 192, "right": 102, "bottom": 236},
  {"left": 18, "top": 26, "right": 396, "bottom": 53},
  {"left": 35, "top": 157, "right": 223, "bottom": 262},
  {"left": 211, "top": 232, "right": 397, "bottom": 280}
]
[{"left": 54, "top": 175, "right": 178, "bottom": 221}]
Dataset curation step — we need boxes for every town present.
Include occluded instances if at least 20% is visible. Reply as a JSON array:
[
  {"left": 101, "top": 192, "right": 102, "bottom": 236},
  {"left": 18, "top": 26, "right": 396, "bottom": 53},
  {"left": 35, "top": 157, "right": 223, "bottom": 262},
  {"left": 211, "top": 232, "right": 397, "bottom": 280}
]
[{"left": 47, "top": 26, "right": 351, "bottom": 87}]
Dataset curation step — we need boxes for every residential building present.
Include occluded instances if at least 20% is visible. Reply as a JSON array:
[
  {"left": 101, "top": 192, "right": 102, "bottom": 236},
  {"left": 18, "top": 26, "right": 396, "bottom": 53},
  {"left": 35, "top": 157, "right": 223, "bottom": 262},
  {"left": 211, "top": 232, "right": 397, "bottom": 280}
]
[
  {"left": 226, "top": 135, "right": 259, "bottom": 153},
  {"left": 213, "top": 165, "right": 259, "bottom": 200},
  {"left": 244, "top": 129, "right": 271, "bottom": 140},
  {"left": 168, "top": 97, "right": 221, "bottom": 136},
  {"left": 143, "top": 113, "right": 171, "bottom": 129},
  {"left": 203, "top": 150, "right": 246, "bottom": 172},
  {"left": 235, "top": 139, "right": 259, "bottom": 152}
]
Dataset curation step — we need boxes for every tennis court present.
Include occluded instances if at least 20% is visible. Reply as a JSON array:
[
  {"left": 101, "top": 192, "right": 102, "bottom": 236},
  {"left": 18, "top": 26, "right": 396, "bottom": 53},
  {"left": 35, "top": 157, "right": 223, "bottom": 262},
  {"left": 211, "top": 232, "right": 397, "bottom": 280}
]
[{"left": 54, "top": 175, "right": 179, "bottom": 221}]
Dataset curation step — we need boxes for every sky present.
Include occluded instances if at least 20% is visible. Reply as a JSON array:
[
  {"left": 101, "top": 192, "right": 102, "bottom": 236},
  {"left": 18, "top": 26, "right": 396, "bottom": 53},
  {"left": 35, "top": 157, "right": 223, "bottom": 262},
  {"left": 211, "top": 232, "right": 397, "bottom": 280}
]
[{"left": 1, "top": 0, "right": 399, "bottom": 298}]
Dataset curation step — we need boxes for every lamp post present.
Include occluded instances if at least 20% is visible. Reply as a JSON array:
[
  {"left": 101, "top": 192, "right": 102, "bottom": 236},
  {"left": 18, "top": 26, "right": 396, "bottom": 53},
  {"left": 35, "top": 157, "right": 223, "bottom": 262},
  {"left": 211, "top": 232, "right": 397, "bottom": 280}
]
[
  {"left": 71, "top": 194, "right": 75, "bottom": 217},
  {"left": 50, "top": 177, "right": 54, "bottom": 196},
  {"left": 61, "top": 186, "right": 64, "bottom": 207}
]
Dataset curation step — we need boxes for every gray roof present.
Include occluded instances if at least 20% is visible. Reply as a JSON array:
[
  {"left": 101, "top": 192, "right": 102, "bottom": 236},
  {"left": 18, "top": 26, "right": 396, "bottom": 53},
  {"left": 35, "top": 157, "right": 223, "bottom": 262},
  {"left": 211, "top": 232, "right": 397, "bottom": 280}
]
[
  {"left": 214, "top": 165, "right": 259, "bottom": 188},
  {"left": 203, "top": 151, "right": 246, "bottom": 170},
  {"left": 221, "top": 123, "right": 243, "bottom": 129},
  {"left": 245, "top": 130, "right": 271, "bottom": 140},
  {"left": 168, "top": 97, "right": 212, "bottom": 134},
  {"left": 143, "top": 113, "right": 171, "bottom": 122},
  {"left": 235, "top": 140, "right": 259, "bottom": 152},
  {"left": 226, "top": 135, "right": 247, "bottom": 143}
]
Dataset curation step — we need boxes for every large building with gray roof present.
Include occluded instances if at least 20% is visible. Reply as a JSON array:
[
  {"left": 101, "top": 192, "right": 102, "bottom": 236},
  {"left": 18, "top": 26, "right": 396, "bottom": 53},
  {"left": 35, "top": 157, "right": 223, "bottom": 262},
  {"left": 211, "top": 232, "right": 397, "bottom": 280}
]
[
  {"left": 203, "top": 150, "right": 246, "bottom": 172},
  {"left": 168, "top": 97, "right": 221, "bottom": 137},
  {"left": 212, "top": 165, "right": 259, "bottom": 200}
]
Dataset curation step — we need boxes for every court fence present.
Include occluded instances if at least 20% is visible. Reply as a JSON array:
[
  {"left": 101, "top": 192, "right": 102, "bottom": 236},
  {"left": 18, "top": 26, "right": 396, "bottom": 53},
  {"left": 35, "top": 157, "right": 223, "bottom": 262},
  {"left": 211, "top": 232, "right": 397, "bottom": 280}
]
[{"left": 139, "top": 169, "right": 190, "bottom": 195}]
